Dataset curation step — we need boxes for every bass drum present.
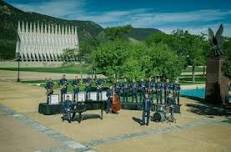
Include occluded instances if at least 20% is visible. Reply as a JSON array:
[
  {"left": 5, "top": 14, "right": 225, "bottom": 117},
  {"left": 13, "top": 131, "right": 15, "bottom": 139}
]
[
  {"left": 111, "top": 94, "right": 121, "bottom": 113},
  {"left": 152, "top": 112, "right": 166, "bottom": 122}
]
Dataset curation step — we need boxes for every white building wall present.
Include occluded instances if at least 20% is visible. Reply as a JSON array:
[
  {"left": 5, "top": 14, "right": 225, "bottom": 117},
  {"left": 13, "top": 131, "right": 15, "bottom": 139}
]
[{"left": 16, "top": 21, "right": 79, "bottom": 61}]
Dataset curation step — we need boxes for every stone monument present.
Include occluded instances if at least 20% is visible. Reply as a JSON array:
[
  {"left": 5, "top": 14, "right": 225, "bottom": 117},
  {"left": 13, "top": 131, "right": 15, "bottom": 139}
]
[{"left": 205, "top": 24, "right": 230, "bottom": 105}]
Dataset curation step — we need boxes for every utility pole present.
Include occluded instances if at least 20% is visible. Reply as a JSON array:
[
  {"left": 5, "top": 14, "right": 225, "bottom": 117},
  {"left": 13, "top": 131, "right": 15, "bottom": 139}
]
[{"left": 16, "top": 52, "right": 20, "bottom": 82}]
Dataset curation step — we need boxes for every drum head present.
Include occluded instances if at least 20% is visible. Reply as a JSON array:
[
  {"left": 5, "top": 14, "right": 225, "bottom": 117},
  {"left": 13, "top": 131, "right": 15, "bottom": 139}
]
[{"left": 153, "top": 112, "right": 165, "bottom": 122}]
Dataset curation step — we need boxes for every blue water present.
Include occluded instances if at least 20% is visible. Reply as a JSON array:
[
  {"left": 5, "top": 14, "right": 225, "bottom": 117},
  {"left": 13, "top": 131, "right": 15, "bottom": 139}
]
[
  {"left": 180, "top": 88, "right": 205, "bottom": 99},
  {"left": 181, "top": 88, "right": 231, "bottom": 101}
]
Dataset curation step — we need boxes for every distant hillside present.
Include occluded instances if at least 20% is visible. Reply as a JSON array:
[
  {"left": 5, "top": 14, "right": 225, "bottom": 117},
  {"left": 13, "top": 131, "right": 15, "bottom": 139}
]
[
  {"left": 126, "top": 28, "right": 162, "bottom": 41},
  {"left": 0, "top": 0, "right": 161, "bottom": 60}
]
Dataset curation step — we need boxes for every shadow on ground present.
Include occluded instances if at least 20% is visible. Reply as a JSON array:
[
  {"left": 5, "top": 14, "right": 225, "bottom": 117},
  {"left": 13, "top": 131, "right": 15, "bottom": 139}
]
[
  {"left": 184, "top": 96, "right": 231, "bottom": 117},
  {"left": 82, "top": 114, "right": 101, "bottom": 120},
  {"left": 222, "top": 118, "right": 231, "bottom": 124},
  {"left": 186, "top": 103, "right": 228, "bottom": 116},
  {"left": 132, "top": 117, "right": 143, "bottom": 125},
  {"left": 72, "top": 114, "right": 101, "bottom": 122}
]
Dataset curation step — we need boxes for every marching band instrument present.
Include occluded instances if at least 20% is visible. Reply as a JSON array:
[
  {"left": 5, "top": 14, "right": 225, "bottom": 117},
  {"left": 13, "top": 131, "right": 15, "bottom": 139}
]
[
  {"left": 46, "top": 88, "right": 53, "bottom": 96},
  {"left": 153, "top": 111, "right": 166, "bottom": 122},
  {"left": 61, "top": 81, "right": 68, "bottom": 90},
  {"left": 111, "top": 88, "right": 121, "bottom": 113}
]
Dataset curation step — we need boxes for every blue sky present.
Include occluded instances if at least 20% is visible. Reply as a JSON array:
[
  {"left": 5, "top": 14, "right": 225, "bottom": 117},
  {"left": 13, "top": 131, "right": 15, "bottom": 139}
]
[{"left": 5, "top": 0, "right": 231, "bottom": 36}]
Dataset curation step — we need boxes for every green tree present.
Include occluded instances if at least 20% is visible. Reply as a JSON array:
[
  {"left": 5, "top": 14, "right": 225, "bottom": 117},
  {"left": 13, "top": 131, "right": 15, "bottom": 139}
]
[
  {"left": 92, "top": 40, "right": 184, "bottom": 81},
  {"left": 122, "top": 57, "right": 145, "bottom": 81},
  {"left": 146, "top": 32, "right": 172, "bottom": 46},
  {"left": 121, "top": 43, "right": 147, "bottom": 80},
  {"left": 172, "top": 31, "right": 209, "bottom": 83},
  {"left": 141, "top": 43, "right": 184, "bottom": 81},
  {"left": 223, "top": 37, "right": 231, "bottom": 78},
  {"left": 79, "top": 25, "right": 133, "bottom": 63},
  {"left": 91, "top": 40, "right": 129, "bottom": 78},
  {"left": 79, "top": 38, "right": 99, "bottom": 63},
  {"left": 62, "top": 48, "right": 79, "bottom": 64},
  {"left": 184, "top": 34, "right": 206, "bottom": 82},
  {"left": 146, "top": 30, "right": 208, "bottom": 83}
]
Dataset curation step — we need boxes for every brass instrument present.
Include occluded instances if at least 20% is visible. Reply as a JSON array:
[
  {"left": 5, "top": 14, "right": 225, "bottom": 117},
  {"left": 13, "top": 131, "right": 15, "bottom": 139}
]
[
  {"left": 46, "top": 88, "right": 53, "bottom": 96},
  {"left": 61, "top": 81, "right": 68, "bottom": 90},
  {"left": 111, "top": 87, "right": 121, "bottom": 113}
]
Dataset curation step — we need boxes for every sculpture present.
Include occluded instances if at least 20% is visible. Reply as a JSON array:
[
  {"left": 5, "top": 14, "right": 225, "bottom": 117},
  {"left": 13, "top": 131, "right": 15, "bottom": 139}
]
[
  {"left": 208, "top": 24, "right": 224, "bottom": 57},
  {"left": 206, "top": 24, "right": 229, "bottom": 105}
]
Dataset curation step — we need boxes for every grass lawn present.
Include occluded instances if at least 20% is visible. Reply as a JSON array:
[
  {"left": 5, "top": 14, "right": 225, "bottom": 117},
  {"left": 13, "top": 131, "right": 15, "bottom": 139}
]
[
  {"left": 0, "top": 64, "right": 92, "bottom": 74},
  {"left": 0, "top": 64, "right": 206, "bottom": 85},
  {"left": 0, "top": 64, "right": 206, "bottom": 75}
]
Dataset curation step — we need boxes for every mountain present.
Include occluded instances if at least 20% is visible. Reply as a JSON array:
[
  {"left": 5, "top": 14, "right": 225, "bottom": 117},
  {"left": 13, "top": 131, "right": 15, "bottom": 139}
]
[
  {"left": 127, "top": 28, "right": 162, "bottom": 41},
  {"left": 0, "top": 0, "right": 161, "bottom": 60}
]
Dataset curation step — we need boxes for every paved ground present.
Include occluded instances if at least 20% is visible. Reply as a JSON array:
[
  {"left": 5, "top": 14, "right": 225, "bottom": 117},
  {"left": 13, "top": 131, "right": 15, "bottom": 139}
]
[
  {"left": 0, "top": 70, "right": 231, "bottom": 152},
  {"left": 96, "top": 123, "right": 231, "bottom": 152},
  {"left": 0, "top": 114, "right": 65, "bottom": 152}
]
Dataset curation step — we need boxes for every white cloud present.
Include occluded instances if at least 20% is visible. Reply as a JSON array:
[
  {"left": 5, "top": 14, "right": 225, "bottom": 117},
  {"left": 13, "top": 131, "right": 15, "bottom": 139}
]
[
  {"left": 13, "top": 0, "right": 85, "bottom": 19},
  {"left": 83, "top": 9, "right": 231, "bottom": 27},
  {"left": 10, "top": 0, "right": 231, "bottom": 36},
  {"left": 159, "top": 23, "right": 231, "bottom": 37},
  {"left": 81, "top": 9, "right": 231, "bottom": 36}
]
